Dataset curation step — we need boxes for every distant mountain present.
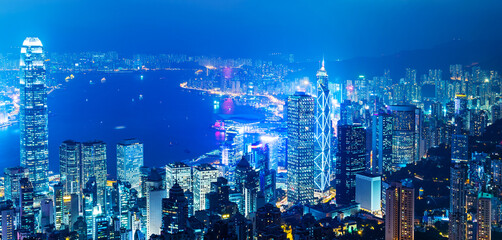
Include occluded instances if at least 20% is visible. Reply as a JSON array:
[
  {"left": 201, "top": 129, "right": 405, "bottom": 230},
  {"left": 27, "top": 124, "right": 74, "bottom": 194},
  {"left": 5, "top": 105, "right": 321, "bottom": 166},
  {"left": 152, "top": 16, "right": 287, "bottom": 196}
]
[{"left": 323, "top": 40, "right": 502, "bottom": 80}]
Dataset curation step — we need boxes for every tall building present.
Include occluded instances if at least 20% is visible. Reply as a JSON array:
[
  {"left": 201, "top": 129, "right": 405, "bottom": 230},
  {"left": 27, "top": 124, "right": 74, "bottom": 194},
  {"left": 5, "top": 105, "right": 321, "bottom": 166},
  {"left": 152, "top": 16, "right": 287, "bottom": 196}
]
[
  {"left": 60, "top": 140, "right": 81, "bottom": 195},
  {"left": 477, "top": 193, "right": 492, "bottom": 240},
  {"left": 19, "top": 178, "right": 35, "bottom": 234},
  {"left": 81, "top": 140, "right": 107, "bottom": 207},
  {"left": 355, "top": 173, "right": 381, "bottom": 215},
  {"left": 117, "top": 139, "right": 144, "bottom": 191},
  {"left": 19, "top": 37, "right": 49, "bottom": 195},
  {"left": 449, "top": 163, "right": 468, "bottom": 240},
  {"left": 3, "top": 167, "right": 29, "bottom": 206},
  {"left": 166, "top": 162, "right": 192, "bottom": 193},
  {"left": 387, "top": 105, "right": 420, "bottom": 170},
  {"left": 287, "top": 92, "right": 315, "bottom": 205},
  {"left": 162, "top": 183, "right": 189, "bottom": 235},
  {"left": 451, "top": 134, "right": 469, "bottom": 163},
  {"left": 54, "top": 183, "right": 65, "bottom": 230},
  {"left": 385, "top": 182, "right": 414, "bottom": 240},
  {"left": 336, "top": 124, "right": 366, "bottom": 205},
  {"left": 193, "top": 164, "right": 218, "bottom": 211},
  {"left": 147, "top": 186, "right": 166, "bottom": 238},
  {"left": 314, "top": 60, "right": 332, "bottom": 193},
  {"left": 371, "top": 112, "right": 393, "bottom": 175},
  {"left": 0, "top": 200, "right": 15, "bottom": 240}
]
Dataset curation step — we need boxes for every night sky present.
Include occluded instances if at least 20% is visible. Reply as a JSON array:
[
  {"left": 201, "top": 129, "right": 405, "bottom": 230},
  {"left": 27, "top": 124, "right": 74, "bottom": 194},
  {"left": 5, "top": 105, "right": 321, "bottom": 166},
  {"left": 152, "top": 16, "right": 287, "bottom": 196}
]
[{"left": 1, "top": 0, "right": 501, "bottom": 59}]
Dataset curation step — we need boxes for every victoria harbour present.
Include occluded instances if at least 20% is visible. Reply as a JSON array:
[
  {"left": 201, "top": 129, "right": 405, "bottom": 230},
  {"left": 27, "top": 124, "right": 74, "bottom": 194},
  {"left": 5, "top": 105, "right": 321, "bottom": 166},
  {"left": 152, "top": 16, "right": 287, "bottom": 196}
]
[{"left": 0, "top": 71, "right": 232, "bottom": 176}]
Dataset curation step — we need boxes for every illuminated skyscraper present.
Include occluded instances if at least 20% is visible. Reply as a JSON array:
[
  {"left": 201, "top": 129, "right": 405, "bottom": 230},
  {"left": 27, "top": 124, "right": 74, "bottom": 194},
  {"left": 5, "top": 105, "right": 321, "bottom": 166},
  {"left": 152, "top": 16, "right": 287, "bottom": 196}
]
[
  {"left": 3, "top": 167, "right": 29, "bottom": 206},
  {"left": 193, "top": 164, "right": 218, "bottom": 211},
  {"left": 336, "top": 124, "right": 366, "bottom": 205},
  {"left": 385, "top": 182, "right": 414, "bottom": 240},
  {"left": 449, "top": 163, "right": 468, "bottom": 240},
  {"left": 371, "top": 112, "right": 393, "bottom": 175},
  {"left": 0, "top": 200, "right": 15, "bottom": 240},
  {"left": 117, "top": 139, "right": 144, "bottom": 192},
  {"left": 387, "top": 105, "right": 421, "bottom": 170},
  {"left": 166, "top": 162, "right": 192, "bottom": 193},
  {"left": 60, "top": 140, "right": 81, "bottom": 195},
  {"left": 314, "top": 60, "right": 332, "bottom": 193},
  {"left": 81, "top": 140, "right": 107, "bottom": 207},
  {"left": 19, "top": 37, "right": 49, "bottom": 195},
  {"left": 287, "top": 92, "right": 315, "bottom": 205},
  {"left": 19, "top": 178, "right": 35, "bottom": 234},
  {"left": 477, "top": 193, "right": 492, "bottom": 240}
]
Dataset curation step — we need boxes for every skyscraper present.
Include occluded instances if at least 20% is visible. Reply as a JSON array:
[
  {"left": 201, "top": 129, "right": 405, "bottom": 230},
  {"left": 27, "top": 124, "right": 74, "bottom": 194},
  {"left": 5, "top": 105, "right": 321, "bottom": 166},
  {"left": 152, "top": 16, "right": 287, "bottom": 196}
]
[
  {"left": 449, "top": 163, "right": 468, "bottom": 240},
  {"left": 0, "top": 200, "right": 15, "bottom": 240},
  {"left": 193, "top": 164, "right": 218, "bottom": 211},
  {"left": 19, "top": 37, "right": 49, "bottom": 196},
  {"left": 387, "top": 105, "right": 420, "bottom": 170},
  {"left": 3, "top": 167, "right": 29, "bottom": 206},
  {"left": 336, "top": 124, "right": 366, "bottom": 205},
  {"left": 287, "top": 92, "right": 315, "bottom": 205},
  {"left": 314, "top": 60, "right": 332, "bottom": 193},
  {"left": 19, "top": 178, "right": 35, "bottom": 234},
  {"left": 371, "top": 112, "right": 393, "bottom": 175},
  {"left": 162, "top": 183, "right": 189, "bottom": 235},
  {"left": 385, "top": 182, "right": 414, "bottom": 240},
  {"left": 60, "top": 140, "right": 81, "bottom": 195},
  {"left": 166, "top": 162, "right": 192, "bottom": 193},
  {"left": 117, "top": 139, "right": 144, "bottom": 192},
  {"left": 81, "top": 140, "right": 107, "bottom": 207},
  {"left": 477, "top": 193, "right": 492, "bottom": 240}
]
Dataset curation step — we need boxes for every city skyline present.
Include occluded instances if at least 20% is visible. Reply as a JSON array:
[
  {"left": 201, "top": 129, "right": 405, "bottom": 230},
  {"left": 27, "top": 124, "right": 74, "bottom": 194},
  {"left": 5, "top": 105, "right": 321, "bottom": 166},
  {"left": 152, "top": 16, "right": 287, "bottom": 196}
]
[{"left": 1, "top": 1, "right": 502, "bottom": 239}]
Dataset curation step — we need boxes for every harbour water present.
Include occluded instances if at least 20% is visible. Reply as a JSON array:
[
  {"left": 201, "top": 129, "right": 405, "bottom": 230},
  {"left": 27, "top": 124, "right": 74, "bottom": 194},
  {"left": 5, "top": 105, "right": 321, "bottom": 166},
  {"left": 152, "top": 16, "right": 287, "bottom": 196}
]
[{"left": 0, "top": 71, "right": 221, "bottom": 177}]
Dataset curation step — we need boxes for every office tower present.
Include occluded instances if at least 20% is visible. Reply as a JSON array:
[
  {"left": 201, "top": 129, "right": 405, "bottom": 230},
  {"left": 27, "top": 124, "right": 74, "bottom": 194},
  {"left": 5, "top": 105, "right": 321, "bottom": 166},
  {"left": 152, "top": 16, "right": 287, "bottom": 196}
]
[
  {"left": 387, "top": 105, "right": 420, "bottom": 170},
  {"left": 73, "top": 216, "right": 87, "bottom": 240},
  {"left": 454, "top": 94, "right": 468, "bottom": 135},
  {"left": 193, "top": 164, "right": 218, "bottom": 211},
  {"left": 19, "top": 178, "right": 35, "bottom": 233},
  {"left": 40, "top": 198, "right": 54, "bottom": 230},
  {"left": 117, "top": 181, "right": 132, "bottom": 230},
  {"left": 0, "top": 200, "right": 15, "bottom": 240},
  {"left": 470, "top": 110, "right": 488, "bottom": 137},
  {"left": 371, "top": 112, "right": 393, "bottom": 175},
  {"left": 95, "top": 215, "right": 110, "bottom": 240},
  {"left": 449, "top": 163, "right": 468, "bottom": 240},
  {"left": 70, "top": 193, "right": 80, "bottom": 228},
  {"left": 336, "top": 124, "right": 366, "bottom": 205},
  {"left": 3, "top": 167, "right": 29, "bottom": 206},
  {"left": 234, "top": 157, "right": 258, "bottom": 216},
  {"left": 81, "top": 140, "right": 107, "bottom": 207},
  {"left": 314, "top": 60, "right": 332, "bottom": 193},
  {"left": 339, "top": 100, "right": 354, "bottom": 125},
  {"left": 287, "top": 92, "right": 315, "bottom": 205},
  {"left": 162, "top": 182, "right": 189, "bottom": 235},
  {"left": 60, "top": 140, "right": 81, "bottom": 194},
  {"left": 117, "top": 139, "right": 144, "bottom": 192},
  {"left": 249, "top": 143, "right": 276, "bottom": 203},
  {"left": 451, "top": 134, "right": 469, "bottom": 163},
  {"left": 147, "top": 186, "right": 166, "bottom": 238},
  {"left": 355, "top": 173, "right": 381, "bottom": 215},
  {"left": 19, "top": 37, "right": 49, "bottom": 196},
  {"left": 54, "top": 183, "right": 65, "bottom": 230},
  {"left": 385, "top": 182, "right": 414, "bottom": 240},
  {"left": 83, "top": 184, "right": 96, "bottom": 239},
  {"left": 166, "top": 162, "right": 192, "bottom": 193},
  {"left": 477, "top": 193, "right": 492, "bottom": 240},
  {"left": 206, "top": 177, "right": 234, "bottom": 216}
]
